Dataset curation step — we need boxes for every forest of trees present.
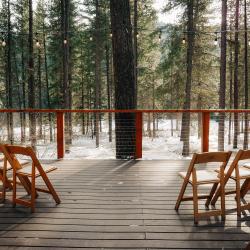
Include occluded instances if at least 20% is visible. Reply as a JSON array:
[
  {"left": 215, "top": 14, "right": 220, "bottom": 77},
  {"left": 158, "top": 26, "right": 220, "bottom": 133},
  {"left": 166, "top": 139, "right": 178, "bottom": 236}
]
[{"left": 0, "top": 0, "right": 250, "bottom": 157}]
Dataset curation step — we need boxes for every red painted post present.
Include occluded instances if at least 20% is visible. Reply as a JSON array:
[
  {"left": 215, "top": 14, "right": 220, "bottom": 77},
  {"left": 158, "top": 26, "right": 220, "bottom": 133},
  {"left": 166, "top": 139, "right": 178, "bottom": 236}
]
[
  {"left": 57, "top": 112, "right": 65, "bottom": 159},
  {"left": 135, "top": 112, "right": 143, "bottom": 159},
  {"left": 202, "top": 112, "right": 210, "bottom": 152}
]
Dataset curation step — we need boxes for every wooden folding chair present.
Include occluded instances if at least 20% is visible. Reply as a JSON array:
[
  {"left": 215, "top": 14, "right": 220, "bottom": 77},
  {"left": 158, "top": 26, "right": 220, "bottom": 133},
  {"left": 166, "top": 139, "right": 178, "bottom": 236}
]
[
  {"left": 0, "top": 152, "right": 30, "bottom": 201},
  {"left": 210, "top": 150, "right": 250, "bottom": 217},
  {"left": 0, "top": 145, "right": 61, "bottom": 212},
  {"left": 175, "top": 151, "right": 232, "bottom": 224}
]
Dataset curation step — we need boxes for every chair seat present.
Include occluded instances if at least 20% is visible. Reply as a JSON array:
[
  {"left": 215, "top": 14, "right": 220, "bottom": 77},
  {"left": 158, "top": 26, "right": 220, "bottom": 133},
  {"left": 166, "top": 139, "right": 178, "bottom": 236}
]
[
  {"left": 179, "top": 170, "right": 219, "bottom": 184},
  {"left": 17, "top": 164, "right": 57, "bottom": 178},
  {"left": 229, "top": 167, "right": 250, "bottom": 180},
  {"left": 241, "top": 162, "right": 250, "bottom": 169},
  {"left": 0, "top": 159, "right": 30, "bottom": 171}
]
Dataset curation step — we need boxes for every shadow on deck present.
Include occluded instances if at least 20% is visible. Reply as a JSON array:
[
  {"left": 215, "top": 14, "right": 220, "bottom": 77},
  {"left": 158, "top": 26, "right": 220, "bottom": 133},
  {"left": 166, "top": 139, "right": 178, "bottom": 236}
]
[{"left": 0, "top": 159, "right": 249, "bottom": 249}]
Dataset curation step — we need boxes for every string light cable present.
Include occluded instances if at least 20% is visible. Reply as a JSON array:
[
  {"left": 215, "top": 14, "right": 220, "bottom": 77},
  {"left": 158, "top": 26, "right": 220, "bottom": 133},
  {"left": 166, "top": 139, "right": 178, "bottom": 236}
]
[{"left": 0, "top": 28, "right": 250, "bottom": 46}]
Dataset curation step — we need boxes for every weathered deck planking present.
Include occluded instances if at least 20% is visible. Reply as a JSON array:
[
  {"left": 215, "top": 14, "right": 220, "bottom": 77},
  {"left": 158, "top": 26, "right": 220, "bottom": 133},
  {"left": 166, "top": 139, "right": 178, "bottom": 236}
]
[{"left": 0, "top": 159, "right": 249, "bottom": 249}]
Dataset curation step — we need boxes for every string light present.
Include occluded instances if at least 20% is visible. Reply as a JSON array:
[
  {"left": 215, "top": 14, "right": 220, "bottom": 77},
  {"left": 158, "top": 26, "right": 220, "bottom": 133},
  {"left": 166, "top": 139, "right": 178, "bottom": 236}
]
[
  {"left": 214, "top": 32, "right": 218, "bottom": 46},
  {"left": 1, "top": 28, "right": 250, "bottom": 48},
  {"left": 35, "top": 39, "right": 41, "bottom": 48},
  {"left": 35, "top": 33, "right": 40, "bottom": 48},
  {"left": 1, "top": 28, "right": 250, "bottom": 36},
  {"left": 158, "top": 30, "right": 162, "bottom": 42},
  {"left": 2, "top": 39, "right": 6, "bottom": 47}
]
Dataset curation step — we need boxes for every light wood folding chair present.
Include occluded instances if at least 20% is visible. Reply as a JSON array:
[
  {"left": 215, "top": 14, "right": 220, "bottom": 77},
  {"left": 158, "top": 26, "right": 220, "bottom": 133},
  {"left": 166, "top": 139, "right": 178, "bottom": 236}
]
[
  {"left": 210, "top": 150, "right": 250, "bottom": 217},
  {"left": 175, "top": 151, "right": 232, "bottom": 224},
  {"left": 0, "top": 151, "right": 30, "bottom": 201},
  {"left": 0, "top": 144, "right": 61, "bottom": 212}
]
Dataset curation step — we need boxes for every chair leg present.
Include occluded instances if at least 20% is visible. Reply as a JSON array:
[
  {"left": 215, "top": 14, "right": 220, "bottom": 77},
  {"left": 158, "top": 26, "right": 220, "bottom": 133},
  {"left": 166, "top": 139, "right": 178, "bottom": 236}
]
[
  {"left": 192, "top": 171, "right": 199, "bottom": 224},
  {"left": 220, "top": 167, "right": 225, "bottom": 221},
  {"left": 235, "top": 167, "right": 241, "bottom": 217},
  {"left": 175, "top": 177, "right": 189, "bottom": 211},
  {"left": 40, "top": 172, "right": 61, "bottom": 204},
  {"left": 205, "top": 183, "right": 218, "bottom": 208},
  {"left": 2, "top": 169, "right": 6, "bottom": 202},
  {"left": 240, "top": 179, "right": 250, "bottom": 198},
  {"left": 31, "top": 164, "right": 36, "bottom": 213},
  {"left": 12, "top": 169, "right": 16, "bottom": 208},
  {"left": 210, "top": 186, "right": 221, "bottom": 206}
]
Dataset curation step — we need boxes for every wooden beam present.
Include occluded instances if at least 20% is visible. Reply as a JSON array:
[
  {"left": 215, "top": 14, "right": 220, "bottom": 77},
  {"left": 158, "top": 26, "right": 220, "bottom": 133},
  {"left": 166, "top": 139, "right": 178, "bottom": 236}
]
[
  {"left": 135, "top": 112, "right": 143, "bottom": 159},
  {"left": 57, "top": 112, "right": 65, "bottom": 159},
  {"left": 202, "top": 112, "right": 210, "bottom": 152}
]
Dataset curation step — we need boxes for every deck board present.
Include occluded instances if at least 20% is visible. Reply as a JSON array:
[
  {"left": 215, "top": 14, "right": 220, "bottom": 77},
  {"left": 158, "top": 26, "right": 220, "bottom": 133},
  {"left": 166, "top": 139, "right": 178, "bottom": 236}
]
[{"left": 0, "top": 159, "right": 249, "bottom": 249}]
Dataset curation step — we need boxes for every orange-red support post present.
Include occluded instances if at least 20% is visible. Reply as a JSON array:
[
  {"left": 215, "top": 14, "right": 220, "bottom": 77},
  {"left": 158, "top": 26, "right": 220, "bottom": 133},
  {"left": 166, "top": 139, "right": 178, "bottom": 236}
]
[
  {"left": 57, "top": 112, "right": 65, "bottom": 159},
  {"left": 202, "top": 112, "right": 210, "bottom": 152},
  {"left": 135, "top": 112, "right": 143, "bottom": 159}
]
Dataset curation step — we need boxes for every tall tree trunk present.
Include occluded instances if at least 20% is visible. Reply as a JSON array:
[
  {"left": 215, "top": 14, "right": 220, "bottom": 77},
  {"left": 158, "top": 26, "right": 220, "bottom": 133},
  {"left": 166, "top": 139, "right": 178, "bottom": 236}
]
[
  {"left": 6, "top": 0, "right": 13, "bottom": 144},
  {"left": 28, "top": 0, "right": 36, "bottom": 149},
  {"left": 228, "top": 34, "right": 233, "bottom": 145},
  {"left": 106, "top": 44, "right": 112, "bottom": 142},
  {"left": 152, "top": 82, "right": 156, "bottom": 138},
  {"left": 43, "top": 24, "right": 53, "bottom": 143},
  {"left": 197, "top": 96, "right": 202, "bottom": 139},
  {"left": 81, "top": 77, "right": 85, "bottom": 135},
  {"left": 134, "top": 0, "right": 138, "bottom": 106},
  {"left": 243, "top": 0, "right": 248, "bottom": 149},
  {"left": 14, "top": 48, "right": 24, "bottom": 144},
  {"left": 218, "top": 0, "right": 227, "bottom": 151},
  {"left": 38, "top": 49, "right": 43, "bottom": 139},
  {"left": 147, "top": 113, "right": 152, "bottom": 137},
  {"left": 21, "top": 1, "right": 26, "bottom": 143},
  {"left": 94, "top": 0, "right": 102, "bottom": 148},
  {"left": 181, "top": 0, "right": 195, "bottom": 156},
  {"left": 110, "top": 0, "right": 137, "bottom": 159},
  {"left": 233, "top": 0, "right": 240, "bottom": 149},
  {"left": 68, "top": 54, "right": 73, "bottom": 145},
  {"left": 61, "top": 0, "right": 71, "bottom": 150},
  {"left": 170, "top": 63, "right": 174, "bottom": 137}
]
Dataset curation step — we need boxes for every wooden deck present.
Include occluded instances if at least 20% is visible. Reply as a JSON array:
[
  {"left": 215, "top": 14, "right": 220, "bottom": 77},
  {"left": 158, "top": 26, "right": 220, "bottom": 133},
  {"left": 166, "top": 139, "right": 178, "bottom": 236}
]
[{"left": 0, "top": 159, "right": 250, "bottom": 249}]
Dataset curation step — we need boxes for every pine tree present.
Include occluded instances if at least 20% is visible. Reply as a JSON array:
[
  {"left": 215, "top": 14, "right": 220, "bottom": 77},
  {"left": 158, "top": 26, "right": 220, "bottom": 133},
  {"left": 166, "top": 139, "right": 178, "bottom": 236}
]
[{"left": 110, "top": 0, "right": 136, "bottom": 159}]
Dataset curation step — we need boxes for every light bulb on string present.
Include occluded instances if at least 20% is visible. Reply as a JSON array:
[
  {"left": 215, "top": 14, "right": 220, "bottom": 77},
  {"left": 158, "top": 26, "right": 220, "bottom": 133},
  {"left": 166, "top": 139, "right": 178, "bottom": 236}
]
[
  {"left": 182, "top": 36, "right": 186, "bottom": 44},
  {"left": 63, "top": 38, "right": 67, "bottom": 45},
  {"left": 214, "top": 37, "right": 218, "bottom": 46},
  {"left": 158, "top": 30, "right": 162, "bottom": 42},
  {"left": 90, "top": 36, "right": 93, "bottom": 41},
  {"left": 2, "top": 39, "right": 6, "bottom": 47},
  {"left": 35, "top": 39, "right": 41, "bottom": 48},
  {"left": 136, "top": 32, "right": 139, "bottom": 38},
  {"left": 109, "top": 32, "right": 113, "bottom": 38},
  {"left": 248, "top": 40, "right": 250, "bottom": 46},
  {"left": 214, "top": 33, "right": 218, "bottom": 46}
]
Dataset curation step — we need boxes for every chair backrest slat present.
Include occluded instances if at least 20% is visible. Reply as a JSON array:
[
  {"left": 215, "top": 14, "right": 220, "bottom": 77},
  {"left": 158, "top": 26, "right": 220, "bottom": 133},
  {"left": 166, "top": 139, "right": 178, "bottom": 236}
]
[
  {"left": 238, "top": 150, "right": 250, "bottom": 161},
  {"left": 195, "top": 152, "right": 231, "bottom": 164},
  {"left": 2, "top": 145, "right": 47, "bottom": 175},
  {"left": 225, "top": 149, "right": 250, "bottom": 179},
  {"left": 6, "top": 145, "right": 33, "bottom": 157}
]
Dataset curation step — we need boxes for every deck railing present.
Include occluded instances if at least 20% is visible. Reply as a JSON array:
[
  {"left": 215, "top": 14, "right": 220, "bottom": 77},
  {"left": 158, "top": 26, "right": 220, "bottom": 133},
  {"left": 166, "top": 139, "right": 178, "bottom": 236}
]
[{"left": 0, "top": 109, "right": 249, "bottom": 159}]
